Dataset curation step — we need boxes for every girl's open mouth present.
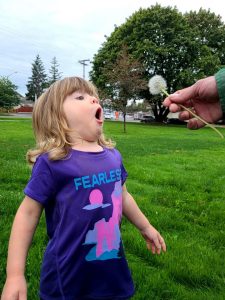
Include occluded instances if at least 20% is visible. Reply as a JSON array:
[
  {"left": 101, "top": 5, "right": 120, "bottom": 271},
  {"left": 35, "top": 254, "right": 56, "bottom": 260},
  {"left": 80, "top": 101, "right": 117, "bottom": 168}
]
[{"left": 95, "top": 107, "right": 102, "bottom": 121}]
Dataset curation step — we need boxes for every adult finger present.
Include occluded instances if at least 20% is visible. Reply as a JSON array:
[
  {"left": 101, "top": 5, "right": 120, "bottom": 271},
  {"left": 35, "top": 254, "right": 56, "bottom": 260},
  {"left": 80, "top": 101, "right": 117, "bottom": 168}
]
[
  {"left": 187, "top": 118, "right": 205, "bottom": 130},
  {"left": 167, "top": 86, "right": 196, "bottom": 104},
  {"left": 169, "top": 103, "right": 181, "bottom": 113},
  {"left": 163, "top": 97, "right": 173, "bottom": 107},
  {"left": 179, "top": 111, "right": 194, "bottom": 121}
]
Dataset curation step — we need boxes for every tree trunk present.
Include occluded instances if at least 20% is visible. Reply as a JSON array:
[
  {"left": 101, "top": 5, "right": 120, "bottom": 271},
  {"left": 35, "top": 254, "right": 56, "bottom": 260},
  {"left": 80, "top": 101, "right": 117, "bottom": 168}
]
[
  {"left": 123, "top": 113, "right": 126, "bottom": 133},
  {"left": 151, "top": 102, "right": 169, "bottom": 122}
]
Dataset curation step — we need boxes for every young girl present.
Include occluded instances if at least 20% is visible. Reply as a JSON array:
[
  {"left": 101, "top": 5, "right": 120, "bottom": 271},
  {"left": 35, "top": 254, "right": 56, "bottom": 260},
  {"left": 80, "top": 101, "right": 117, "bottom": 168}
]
[{"left": 1, "top": 77, "right": 166, "bottom": 300}]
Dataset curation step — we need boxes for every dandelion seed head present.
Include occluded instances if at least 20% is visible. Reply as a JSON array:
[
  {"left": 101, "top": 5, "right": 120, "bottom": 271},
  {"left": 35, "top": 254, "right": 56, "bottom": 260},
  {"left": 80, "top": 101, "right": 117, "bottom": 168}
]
[{"left": 148, "top": 75, "right": 167, "bottom": 95}]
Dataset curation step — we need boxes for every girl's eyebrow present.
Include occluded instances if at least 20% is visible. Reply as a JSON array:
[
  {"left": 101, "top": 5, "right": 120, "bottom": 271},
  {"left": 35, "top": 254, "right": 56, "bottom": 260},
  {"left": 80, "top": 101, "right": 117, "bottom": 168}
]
[{"left": 74, "top": 90, "right": 86, "bottom": 94}]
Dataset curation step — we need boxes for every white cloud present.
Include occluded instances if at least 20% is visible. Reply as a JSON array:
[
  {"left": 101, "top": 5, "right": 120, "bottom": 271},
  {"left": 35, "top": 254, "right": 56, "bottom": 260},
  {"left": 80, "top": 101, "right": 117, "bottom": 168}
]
[{"left": 0, "top": 0, "right": 225, "bottom": 95}]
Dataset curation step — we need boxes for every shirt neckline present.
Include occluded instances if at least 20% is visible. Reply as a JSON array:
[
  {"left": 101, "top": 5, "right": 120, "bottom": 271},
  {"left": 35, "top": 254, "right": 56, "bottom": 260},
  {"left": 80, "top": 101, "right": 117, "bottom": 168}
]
[{"left": 70, "top": 147, "right": 107, "bottom": 156}]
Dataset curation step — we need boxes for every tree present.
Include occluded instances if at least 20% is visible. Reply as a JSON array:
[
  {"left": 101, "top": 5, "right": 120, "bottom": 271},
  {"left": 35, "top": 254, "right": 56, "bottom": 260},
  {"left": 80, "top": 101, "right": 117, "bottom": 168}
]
[
  {"left": 0, "top": 77, "right": 20, "bottom": 110},
  {"left": 100, "top": 45, "right": 146, "bottom": 132},
  {"left": 26, "top": 54, "right": 48, "bottom": 101},
  {"left": 91, "top": 5, "right": 224, "bottom": 122},
  {"left": 126, "top": 100, "right": 150, "bottom": 113},
  {"left": 185, "top": 8, "right": 225, "bottom": 66},
  {"left": 48, "top": 57, "right": 62, "bottom": 85}
]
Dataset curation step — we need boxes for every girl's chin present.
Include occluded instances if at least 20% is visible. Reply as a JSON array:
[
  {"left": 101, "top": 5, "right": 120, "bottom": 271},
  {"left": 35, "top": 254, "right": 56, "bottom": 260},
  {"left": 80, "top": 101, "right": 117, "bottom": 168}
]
[{"left": 84, "top": 131, "right": 103, "bottom": 142}]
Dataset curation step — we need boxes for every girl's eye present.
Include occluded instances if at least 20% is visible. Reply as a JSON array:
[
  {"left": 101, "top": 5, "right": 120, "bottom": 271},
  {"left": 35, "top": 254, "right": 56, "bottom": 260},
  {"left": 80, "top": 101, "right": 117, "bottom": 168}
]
[{"left": 75, "top": 95, "right": 84, "bottom": 100}]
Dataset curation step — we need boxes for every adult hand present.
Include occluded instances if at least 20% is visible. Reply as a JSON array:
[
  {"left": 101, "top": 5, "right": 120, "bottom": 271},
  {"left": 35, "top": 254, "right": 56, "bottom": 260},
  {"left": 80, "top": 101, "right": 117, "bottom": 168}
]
[{"left": 163, "top": 76, "right": 223, "bottom": 129}]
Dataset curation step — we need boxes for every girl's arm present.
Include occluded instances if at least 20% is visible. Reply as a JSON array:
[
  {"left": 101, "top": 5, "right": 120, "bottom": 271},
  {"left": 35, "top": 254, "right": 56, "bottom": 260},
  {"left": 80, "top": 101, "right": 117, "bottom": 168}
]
[
  {"left": 1, "top": 196, "right": 43, "bottom": 300},
  {"left": 122, "top": 184, "right": 166, "bottom": 254}
]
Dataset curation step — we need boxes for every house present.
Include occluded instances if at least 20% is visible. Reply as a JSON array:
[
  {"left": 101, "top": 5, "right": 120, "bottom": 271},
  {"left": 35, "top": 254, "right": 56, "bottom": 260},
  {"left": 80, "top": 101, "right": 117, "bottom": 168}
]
[{"left": 14, "top": 98, "right": 34, "bottom": 113}]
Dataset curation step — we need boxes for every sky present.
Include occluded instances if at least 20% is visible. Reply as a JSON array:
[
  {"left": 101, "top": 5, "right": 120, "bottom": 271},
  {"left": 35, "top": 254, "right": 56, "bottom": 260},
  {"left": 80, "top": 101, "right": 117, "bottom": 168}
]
[{"left": 1, "top": 0, "right": 225, "bottom": 96}]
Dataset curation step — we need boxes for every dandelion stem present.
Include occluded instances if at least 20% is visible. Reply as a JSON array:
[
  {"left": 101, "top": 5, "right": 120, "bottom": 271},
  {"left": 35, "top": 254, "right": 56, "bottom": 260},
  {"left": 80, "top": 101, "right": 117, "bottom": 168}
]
[{"left": 161, "top": 88, "right": 224, "bottom": 139}]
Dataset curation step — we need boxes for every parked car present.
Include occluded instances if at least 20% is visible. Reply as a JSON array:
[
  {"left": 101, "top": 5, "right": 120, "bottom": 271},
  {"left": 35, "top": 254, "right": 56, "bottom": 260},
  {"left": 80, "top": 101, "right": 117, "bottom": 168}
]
[
  {"left": 165, "top": 118, "right": 186, "bottom": 125},
  {"left": 134, "top": 112, "right": 143, "bottom": 120},
  {"left": 140, "top": 116, "right": 155, "bottom": 123},
  {"left": 104, "top": 111, "right": 113, "bottom": 120}
]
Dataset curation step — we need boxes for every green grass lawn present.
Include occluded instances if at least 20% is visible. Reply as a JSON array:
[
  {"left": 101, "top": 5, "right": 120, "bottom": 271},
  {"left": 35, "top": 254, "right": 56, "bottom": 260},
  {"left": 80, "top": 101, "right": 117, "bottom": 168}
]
[{"left": 1, "top": 118, "right": 225, "bottom": 299}]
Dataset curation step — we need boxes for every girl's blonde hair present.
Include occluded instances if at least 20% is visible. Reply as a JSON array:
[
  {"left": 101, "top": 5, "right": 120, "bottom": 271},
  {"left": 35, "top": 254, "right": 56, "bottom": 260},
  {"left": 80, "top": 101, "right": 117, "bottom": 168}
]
[{"left": 27, "top": 77, "right": 115, "bottom": 165}]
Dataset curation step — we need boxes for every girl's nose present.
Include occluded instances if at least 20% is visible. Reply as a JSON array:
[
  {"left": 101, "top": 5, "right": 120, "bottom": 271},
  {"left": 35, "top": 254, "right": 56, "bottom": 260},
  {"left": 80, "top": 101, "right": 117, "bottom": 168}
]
[{"left": 91, "top": 97, "right": 99, "bottom": 104}]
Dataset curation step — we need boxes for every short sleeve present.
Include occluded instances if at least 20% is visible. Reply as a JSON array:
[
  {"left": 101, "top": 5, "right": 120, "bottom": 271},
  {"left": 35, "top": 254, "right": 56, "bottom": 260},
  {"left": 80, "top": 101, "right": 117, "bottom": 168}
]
[
  {"left": 121, "top": 162, "right": 128, "bottom": 185},
  {"left": 114, "top": 149, "right": 128, "bottom": 185},
  {"left": 24, "top": 155, "right": 55, "bottom": 206}
]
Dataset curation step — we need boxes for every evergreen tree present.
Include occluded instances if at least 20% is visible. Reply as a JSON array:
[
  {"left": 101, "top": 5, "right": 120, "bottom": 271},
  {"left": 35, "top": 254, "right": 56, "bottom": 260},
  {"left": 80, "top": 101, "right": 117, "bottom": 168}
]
[
  {"left": 26, "top": 54, "right": 48, "bottom": 101},
  {"left": 48, "top": 57, "right": 62, "bottom": 85}
]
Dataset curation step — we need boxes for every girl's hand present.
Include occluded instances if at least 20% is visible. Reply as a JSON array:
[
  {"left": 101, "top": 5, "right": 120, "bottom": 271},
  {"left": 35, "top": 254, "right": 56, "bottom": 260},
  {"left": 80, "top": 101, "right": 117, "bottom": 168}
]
[
  {"left": 1, "top": 275, "right": 27, "bottom": 300},
  {"left": 140, "top": 225, "right": 166, "bottom": 255}
]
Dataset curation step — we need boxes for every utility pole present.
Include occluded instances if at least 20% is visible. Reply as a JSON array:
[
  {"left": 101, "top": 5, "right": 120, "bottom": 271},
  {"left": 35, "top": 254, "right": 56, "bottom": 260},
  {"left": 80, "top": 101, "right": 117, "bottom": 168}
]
[{"left": 78, "top": 59, "right": 90, "bottom": 79}]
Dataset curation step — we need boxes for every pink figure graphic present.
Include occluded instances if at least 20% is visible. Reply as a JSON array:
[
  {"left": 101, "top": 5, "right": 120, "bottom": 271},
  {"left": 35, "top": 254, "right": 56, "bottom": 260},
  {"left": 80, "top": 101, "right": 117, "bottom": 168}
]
[{"left": 83, "top": 181, "right": 122, "bottom": 260}]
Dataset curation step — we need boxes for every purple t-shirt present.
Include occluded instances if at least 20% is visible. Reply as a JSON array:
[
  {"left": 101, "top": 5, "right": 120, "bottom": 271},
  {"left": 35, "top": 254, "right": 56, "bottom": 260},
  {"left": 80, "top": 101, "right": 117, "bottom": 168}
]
[{"left": 24, "top": 148, "right": 135, "bottom": 300}]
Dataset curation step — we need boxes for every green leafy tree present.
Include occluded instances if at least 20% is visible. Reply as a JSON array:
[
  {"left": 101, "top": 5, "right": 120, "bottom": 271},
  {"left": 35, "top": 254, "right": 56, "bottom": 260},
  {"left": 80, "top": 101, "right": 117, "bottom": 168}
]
[
  {"left": 185, "top": 8, "right": 225, "bottom": 66},
  {"left": 26, "top": 54, "right": 48, "bottom": 101},
  {"left": 48, "top": 56, "right": 62, "bottom": 85},
  {"left": 100, "top": 45, "right": 146, "bottom": 132},
  {"left": 0, "top": 77, "right": 20, "bottom": 110},
  {"left": 91, "top": 4, "right": 223, "bottom": 122}
]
